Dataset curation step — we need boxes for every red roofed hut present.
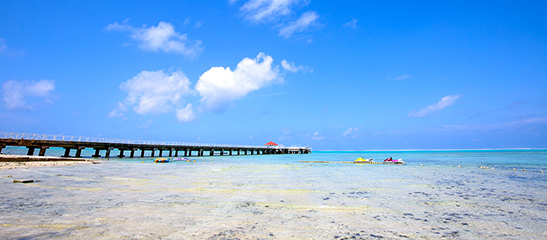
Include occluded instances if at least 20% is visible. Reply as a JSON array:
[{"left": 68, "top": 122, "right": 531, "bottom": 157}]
[{"left": 264, "top": 141, "right": 278, "bottom": 146}]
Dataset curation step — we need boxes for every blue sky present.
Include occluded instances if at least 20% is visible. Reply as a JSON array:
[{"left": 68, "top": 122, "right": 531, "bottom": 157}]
[{"left": 1, "top": 0, "right": 546, "bottom": 150}]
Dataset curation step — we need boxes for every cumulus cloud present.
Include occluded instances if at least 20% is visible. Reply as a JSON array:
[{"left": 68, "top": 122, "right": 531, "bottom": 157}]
[
  {"left": 106, "top": 20, "right": 203, "bottom": 58},
  {"left": 195, "top": 53, "right": 281, "bottom": 112},
  {"left": 408, "top": 94, "right": 462, "bottom": 118},
  {"left": 279, "top": 11, "right": 319, "bottom": 38},
  {"left": 2, "top": 79, "right": 55, "bottom": 110},
  {"left": 176, "top": 103, "right": 196, "bottom": 122},
  {"left": 281, "top": 60, "right": 312, "bottom": 73},
  {"left": 113, "top": 70, "right": 192, "bottom": 117}
]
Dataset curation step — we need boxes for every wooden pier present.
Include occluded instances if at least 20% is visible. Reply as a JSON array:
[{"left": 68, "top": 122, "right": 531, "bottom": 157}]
[{"left": 0, "top": 133, "right": 311, "bottom": 158}]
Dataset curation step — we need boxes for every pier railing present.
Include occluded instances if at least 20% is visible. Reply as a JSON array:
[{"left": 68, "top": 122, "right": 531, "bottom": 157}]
[{"left": 0, "top": 132, "right": 309, "bottom": 150}]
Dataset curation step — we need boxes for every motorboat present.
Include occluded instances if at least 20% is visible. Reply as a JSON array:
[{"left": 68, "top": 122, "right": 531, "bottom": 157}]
[
  {"left": 354, "top": 157, "right": 373, "bottom": 162},
  {"left": 154, "top": 158, "right": 170, "bottom": 163},
  {"left": 354, "top": 157, "right": 383, "bottom": 164},
  {"left": 383, "top": 157, "right": 405, "bottom": 165}
]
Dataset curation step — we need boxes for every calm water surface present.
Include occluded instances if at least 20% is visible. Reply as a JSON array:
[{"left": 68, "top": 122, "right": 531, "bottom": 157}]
[{"left": 1, "top": 150, "right": 546, "bottom": 239}]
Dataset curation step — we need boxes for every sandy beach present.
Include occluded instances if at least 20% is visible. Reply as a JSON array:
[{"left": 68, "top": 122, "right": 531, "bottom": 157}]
[{"left": 0, "top": 154, "right": 99, "bottom": 170}]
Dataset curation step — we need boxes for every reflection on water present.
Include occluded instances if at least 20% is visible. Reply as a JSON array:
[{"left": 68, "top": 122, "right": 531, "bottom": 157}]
[{"left": 1, "top": 150, "right": 546, "bottom": 239}]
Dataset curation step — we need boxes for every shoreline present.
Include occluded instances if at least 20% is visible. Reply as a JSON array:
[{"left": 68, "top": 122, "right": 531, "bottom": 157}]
[{"left": 0, "top": 154, "right": 100, "bottom": 169}]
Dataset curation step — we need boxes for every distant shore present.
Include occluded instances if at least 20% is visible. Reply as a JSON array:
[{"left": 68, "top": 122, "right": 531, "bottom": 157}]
[{"left": 0, "top": 154, "right": 100, "bottom": 169}]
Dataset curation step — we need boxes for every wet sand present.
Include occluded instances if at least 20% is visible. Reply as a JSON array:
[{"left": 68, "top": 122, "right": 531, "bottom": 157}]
[{"left": 0, "top": 154, "right": 99, "bottom": 170}]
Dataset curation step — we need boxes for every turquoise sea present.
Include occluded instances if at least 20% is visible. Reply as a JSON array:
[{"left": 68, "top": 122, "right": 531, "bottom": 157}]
[{"left": 1, "top": 149, "right": 546, "bottom": 239}]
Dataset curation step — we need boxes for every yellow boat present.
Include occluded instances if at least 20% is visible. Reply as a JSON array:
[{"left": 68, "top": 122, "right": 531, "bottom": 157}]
[{"left": 354, "top": 157, "right": 373, "bottom": 162}]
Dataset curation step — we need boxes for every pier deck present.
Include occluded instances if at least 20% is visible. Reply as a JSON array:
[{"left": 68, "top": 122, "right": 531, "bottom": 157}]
[{"left": 0, "top": 133, "right": 311, "bottom": 158}]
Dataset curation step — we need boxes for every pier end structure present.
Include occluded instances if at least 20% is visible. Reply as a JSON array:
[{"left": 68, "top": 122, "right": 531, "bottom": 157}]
[{"left": 0, "top": 133, "right": 311, "bottom": 158}]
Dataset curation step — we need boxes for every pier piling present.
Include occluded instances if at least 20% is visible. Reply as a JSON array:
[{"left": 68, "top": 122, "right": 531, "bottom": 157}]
[{"left": 0, "top": 133, "right": 311, "bottom": 159}]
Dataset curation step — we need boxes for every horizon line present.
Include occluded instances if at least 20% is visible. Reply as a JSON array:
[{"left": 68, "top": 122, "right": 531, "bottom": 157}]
[{"left": 315, "top": 148, "right": 547, "bottom": 152}]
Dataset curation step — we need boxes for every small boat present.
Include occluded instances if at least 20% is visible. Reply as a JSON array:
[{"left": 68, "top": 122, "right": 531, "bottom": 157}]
[
  {"left": 154, "top": 158, "right": 170, "bottom": 163},
  {"left": 354, "top": 158, "right": 383, "bottom": 164},
  {"left": 171, "top": 157, "right": 189, "bottom": 161},
  {"left": 354, "top": 157, "right": 373, "bottom": 162},
  {"left": 383, "top": 157, "right": 405, "bottom": 165}
]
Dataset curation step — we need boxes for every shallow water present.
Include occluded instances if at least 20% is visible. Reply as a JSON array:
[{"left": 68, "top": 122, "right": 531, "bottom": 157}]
[{"left": 1, "top": 150, "right": 546, "bottom": 239}]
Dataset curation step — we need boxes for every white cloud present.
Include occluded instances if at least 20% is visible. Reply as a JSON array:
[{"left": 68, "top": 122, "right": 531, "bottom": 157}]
[
  {"left": 393, "top": 74, "right": 411, "bottom": 81},
  {"left": 106, "top": 21, "right": 203, "bottom": 58},
  {"left": 342, "top": 127, "right": 359, "bottom": 137},
  {"left": 138, "top": 120, "right": 154, "bottom": 129},
  {"left": 0, "top": 38, "right": 6, "bottom": 53},
  {"left": 0, "top": 38, "right": 23, "bottom": 56},
  {"left": 183, "top": 17, "right": 191, "bottom": 27},
  {"left": 426, "top": 116, "right": 547, "bottom": 134},
  {"left": 312, "top": 131, "right": 325, "bottom": 140},
  {"left": 408, "top": 94, "right": 462, "bottom": 118},
  {"left": 2, "top": 79, "right": 55, "bottom": 110},
  {"left": 234, "top": 0, "right": 319, "bottom": 40},
  {"left": 386, "top": 74, "right": 411, "bottom": 81},
  {"left": 108, "top": 102, "right": 127, "bottom": 118},
  {"left": 239, "top": 0, "right": 303, "bottom": 23},
  {"left": 279, "top": 11, "right": 319, "bottom": 38},
  {"left": 281, "top": 60, "right": 312, "bottom": 73},
  {"left": 176, "top": 103, "right": 196, "bottom": 122},
  {"left": 344, "top": 17, "right": 358, "bottom": 29},
  {"left": 114, "top": 70, "right": 192, "bottom": 116},
  {"left": 195, "top": 53, "right": 281, "bottom": 112}
]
